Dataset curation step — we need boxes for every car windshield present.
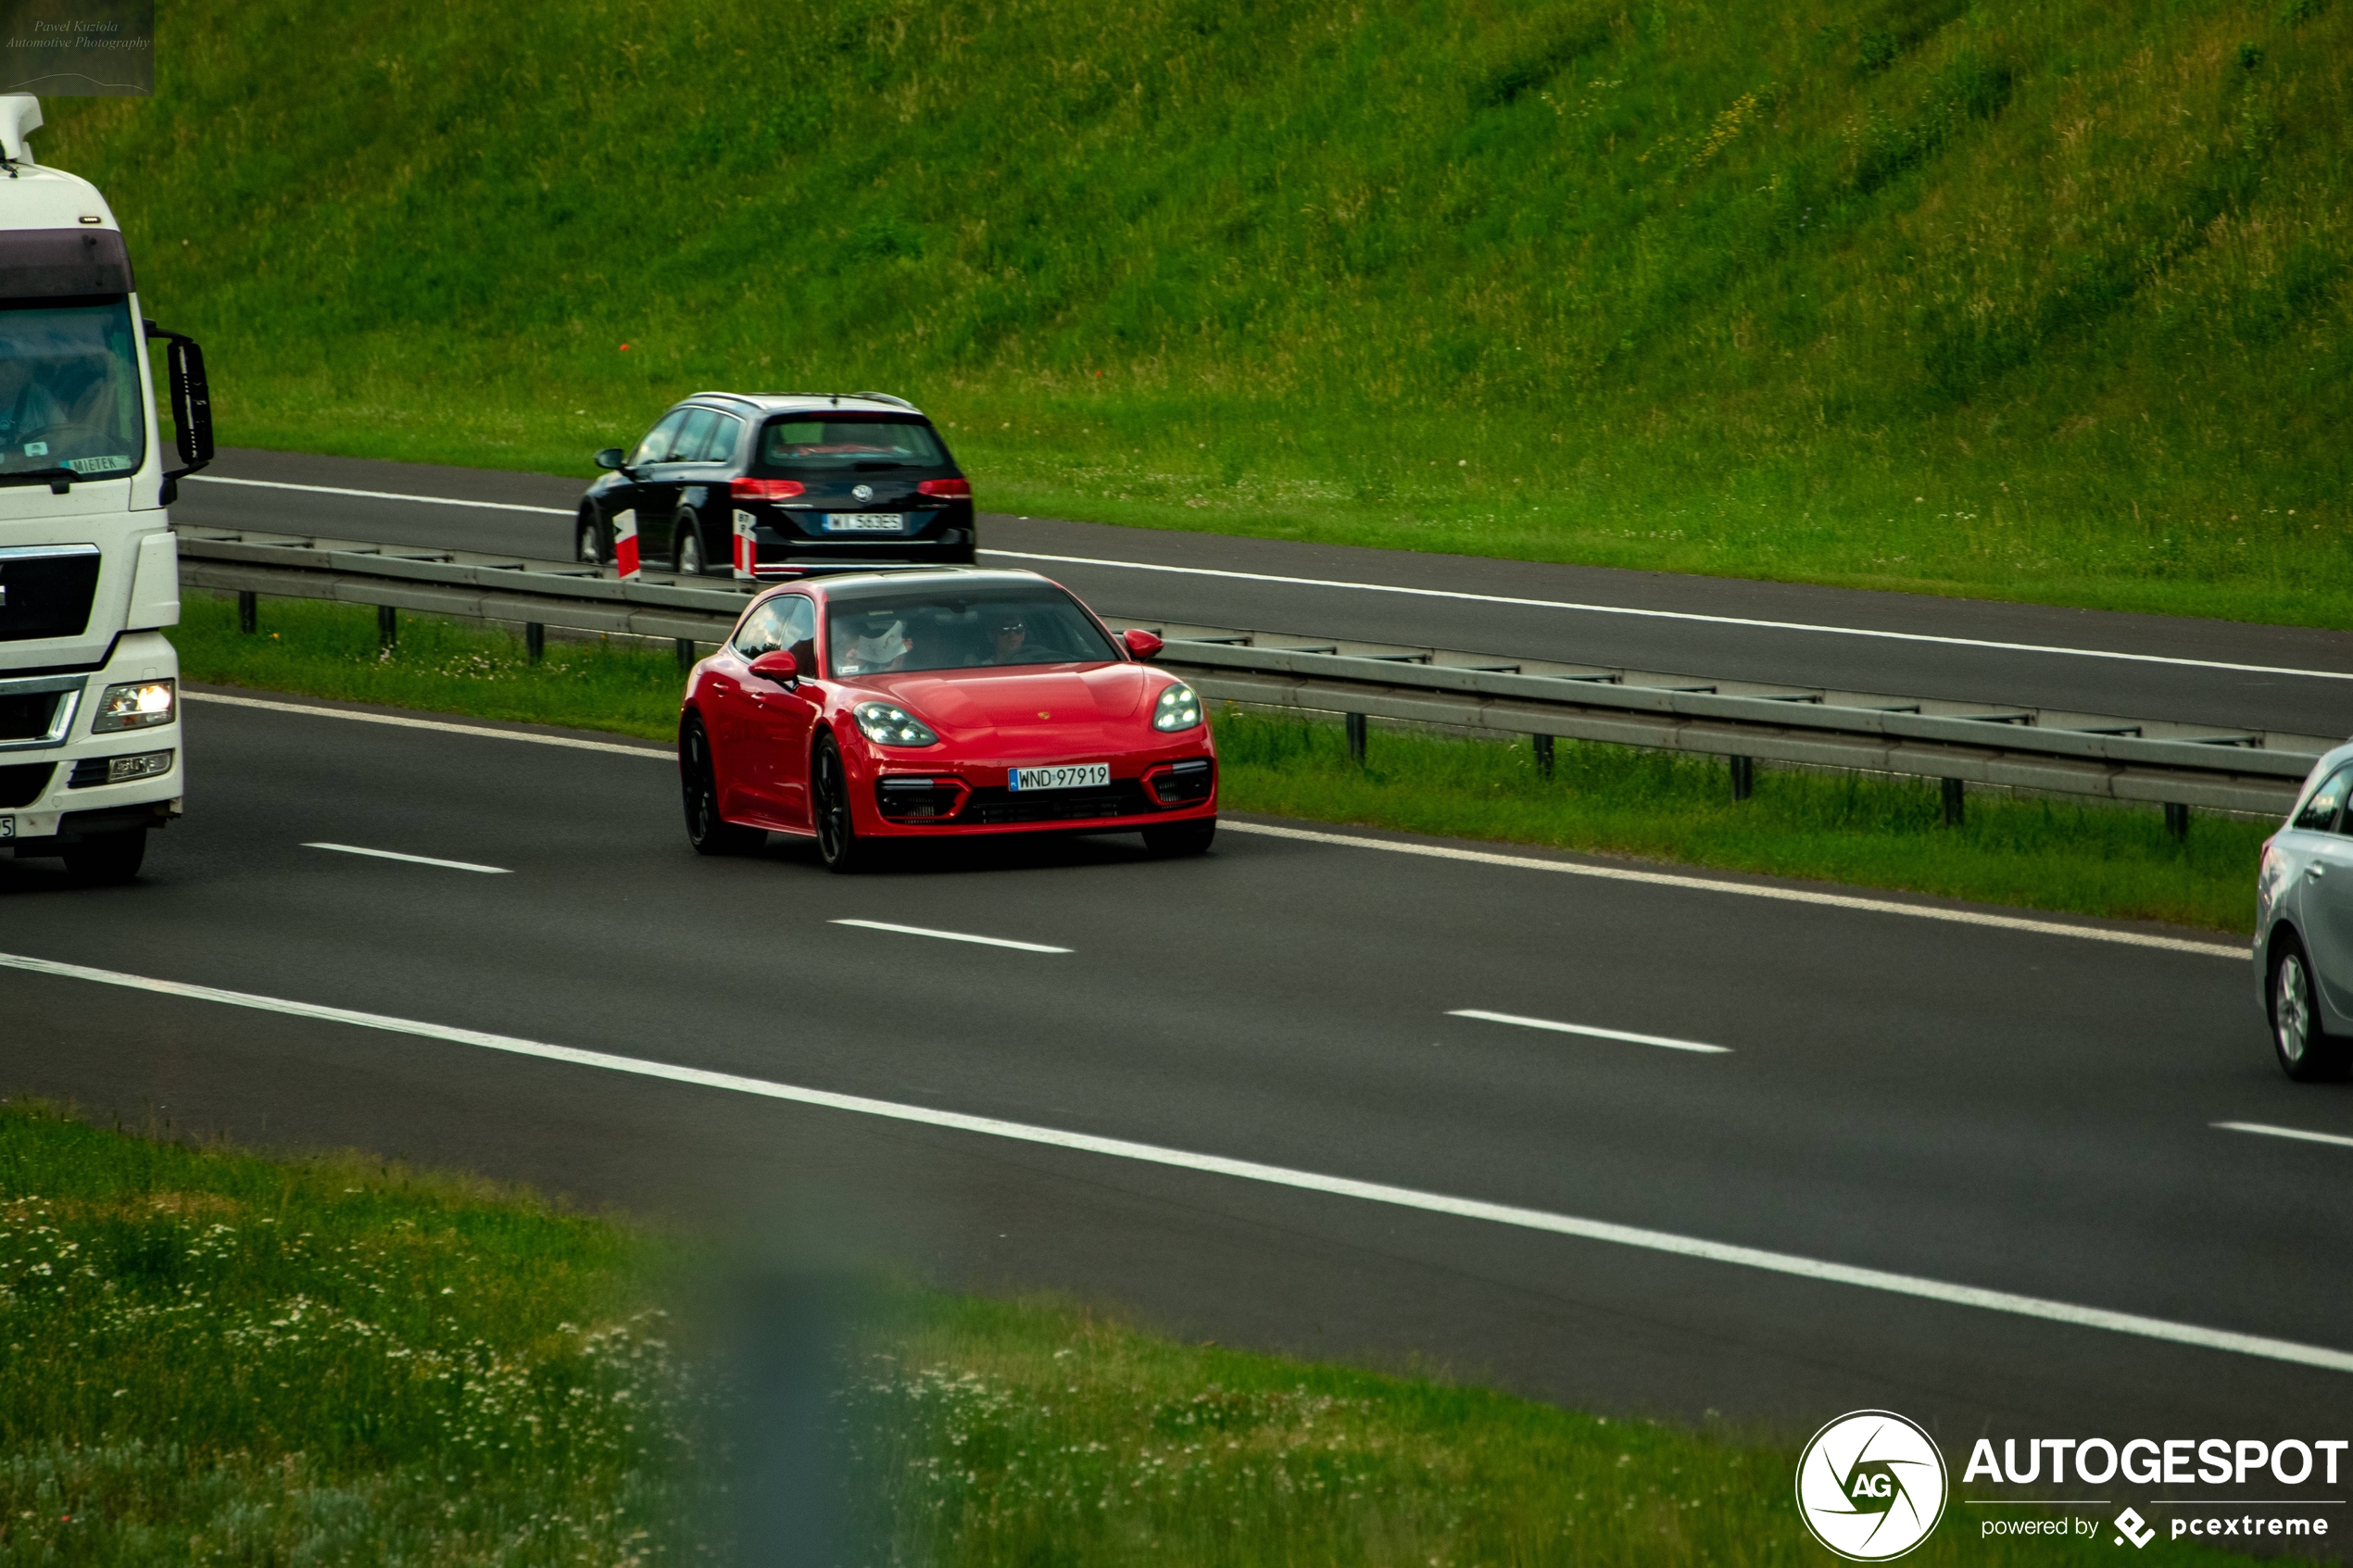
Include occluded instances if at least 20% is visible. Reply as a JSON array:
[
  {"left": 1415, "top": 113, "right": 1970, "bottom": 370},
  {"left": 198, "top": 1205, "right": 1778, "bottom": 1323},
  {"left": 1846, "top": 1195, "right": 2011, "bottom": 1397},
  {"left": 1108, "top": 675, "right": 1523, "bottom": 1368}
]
[
  {"left": 0, "top": 299, "right": 145, "bottom": 482},
  {"left": 759, "top": 416, "right": 947, "bottom": 472},
  {"left": 827, "top": 584, "right": 1118, "bottom": 676}
]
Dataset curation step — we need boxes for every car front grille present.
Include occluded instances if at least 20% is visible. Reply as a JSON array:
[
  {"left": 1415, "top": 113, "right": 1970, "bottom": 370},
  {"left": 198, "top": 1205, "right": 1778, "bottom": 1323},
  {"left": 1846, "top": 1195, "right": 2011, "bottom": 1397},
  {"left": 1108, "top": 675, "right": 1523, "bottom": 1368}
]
[
  {"left": 963, "top": 779, "right": 1158, "bottom": 826},
  {"left": 0, "top": 762, "right": 56, "bottom": 809}
]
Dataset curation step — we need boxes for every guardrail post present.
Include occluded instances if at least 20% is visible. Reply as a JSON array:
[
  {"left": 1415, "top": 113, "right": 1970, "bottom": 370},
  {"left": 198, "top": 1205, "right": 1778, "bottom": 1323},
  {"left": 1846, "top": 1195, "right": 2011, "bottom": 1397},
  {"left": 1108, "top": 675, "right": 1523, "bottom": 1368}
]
[
  {"left": 676, "top": 637, "right": 697, "bottom": 673},
  {"left": 1532, "top": 734, "right": 1554, "bottom": 780},
  {"left": 525, "top": 622, "right": 546, "bottom": 665},
  {"left": 1941, "top": 777, "right": 1964, "bottom": 826},
  {"left": 377, "top": 604, "right": 397, "bottom": 648},
  {"left": 1345, "top": 712, "right": 1367, "bottom": 765},
  {"left": 1730, "top": 755, "right": 1755, "bottom": 801},
  {"left": 2166, "top": 801, "right": 2190, "bottom": 840},
  {"left": 236, "top": 590, "right": 258, "bottom": 634}
]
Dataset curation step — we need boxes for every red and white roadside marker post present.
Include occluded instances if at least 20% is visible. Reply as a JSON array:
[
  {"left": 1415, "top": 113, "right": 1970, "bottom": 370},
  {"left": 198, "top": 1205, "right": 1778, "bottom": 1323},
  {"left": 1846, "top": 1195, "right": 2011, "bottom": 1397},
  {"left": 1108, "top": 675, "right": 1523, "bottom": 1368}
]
[
  {"left": 733, "top": 508, "right": 758, "bottom": 581},
  {"left": 612, "top": 509, "right": 640, "bottom": 580}
]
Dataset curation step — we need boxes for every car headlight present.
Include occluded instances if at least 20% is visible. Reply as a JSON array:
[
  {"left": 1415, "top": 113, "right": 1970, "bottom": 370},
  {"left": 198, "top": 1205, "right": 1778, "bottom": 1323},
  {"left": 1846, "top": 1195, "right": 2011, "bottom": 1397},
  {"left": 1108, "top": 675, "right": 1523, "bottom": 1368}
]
[
  {"left": 853, "top": 701, "right": 939, "bottom": 746},
  {"left": 93, "top": 678, "right": 175, "bottom": 733},
  {"left": 1151, "top": 683, "right": 1202, "bottom": 733}
]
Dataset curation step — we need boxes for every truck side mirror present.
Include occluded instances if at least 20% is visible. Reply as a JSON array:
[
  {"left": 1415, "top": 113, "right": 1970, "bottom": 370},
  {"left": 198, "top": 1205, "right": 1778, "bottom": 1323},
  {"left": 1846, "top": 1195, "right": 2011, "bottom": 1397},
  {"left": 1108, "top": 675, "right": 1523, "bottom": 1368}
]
[
  {"left": 749, "top": 649, "right": 800, "bottom": 686},
  {"left": 1122, "top": 627, "right": 1164, "bottom": 660},
  {"left": 144, "top": 320, "right": 212, "bottom": 480},
  {"left": 595, "top": 447, "right": 628, "bottom": 471}
]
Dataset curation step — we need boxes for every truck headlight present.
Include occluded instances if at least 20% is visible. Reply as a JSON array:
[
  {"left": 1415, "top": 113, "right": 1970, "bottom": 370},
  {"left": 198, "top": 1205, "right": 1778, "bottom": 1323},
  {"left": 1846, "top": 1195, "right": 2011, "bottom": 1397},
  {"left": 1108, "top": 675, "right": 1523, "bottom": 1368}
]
[
  {"left": 853, "top": 701, "right": 938, "bottom": 746},
  {"left": 1151, "top": 683, "right": 1202, "bottom": 732},
  {"left": 93, "top": 678, "right": 175, "bottom": 733}
]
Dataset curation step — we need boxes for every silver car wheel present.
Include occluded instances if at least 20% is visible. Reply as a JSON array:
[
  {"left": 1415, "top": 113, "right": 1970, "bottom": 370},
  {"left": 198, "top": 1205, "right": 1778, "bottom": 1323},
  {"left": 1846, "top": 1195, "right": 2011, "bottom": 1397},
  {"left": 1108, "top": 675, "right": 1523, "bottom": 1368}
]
[
  {"left": 2276, "top": 952, "right": 2312, "bottom": 1066},
  {"left": 676, "top": 529, "right": 704, "bottom": 576},
  {"left": 577, "top": 517, "right": 602, "bottom": 564}
]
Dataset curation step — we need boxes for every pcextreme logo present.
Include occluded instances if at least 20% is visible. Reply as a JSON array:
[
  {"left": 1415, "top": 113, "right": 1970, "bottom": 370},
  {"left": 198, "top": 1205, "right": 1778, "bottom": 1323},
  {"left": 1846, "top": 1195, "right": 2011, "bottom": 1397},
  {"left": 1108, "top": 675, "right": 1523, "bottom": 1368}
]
[{"left": 1795, "top": 1410, "right": 1950, "bottom": 1561}]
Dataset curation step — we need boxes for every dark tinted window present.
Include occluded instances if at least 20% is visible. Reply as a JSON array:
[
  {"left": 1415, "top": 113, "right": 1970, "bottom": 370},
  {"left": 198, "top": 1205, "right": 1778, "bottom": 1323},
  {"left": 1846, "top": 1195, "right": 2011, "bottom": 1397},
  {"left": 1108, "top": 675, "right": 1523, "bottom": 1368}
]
[
  {"left": 698, "top": 412, "right": 745, "bottom": 464},
  {"left": 633, "top": 409, "right": 687, "bottom": 466},
  {"left": 759, "top": 415, "right": 947, "bottom": 472},
  {"left": 2293, "top": 764, "right": 2353, "bottom": 832},
  {"left": 671, "top": 408, "right": 720, "bottom": 464},
  {"left": 826, "top": 584, "right": 1116, "bottom": 676}
]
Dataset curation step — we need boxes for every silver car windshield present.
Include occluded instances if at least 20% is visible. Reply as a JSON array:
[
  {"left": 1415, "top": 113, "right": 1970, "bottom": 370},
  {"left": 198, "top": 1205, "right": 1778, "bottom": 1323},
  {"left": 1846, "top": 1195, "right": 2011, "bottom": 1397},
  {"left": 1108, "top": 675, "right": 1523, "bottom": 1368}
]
[{"left": 0, "top": 299, "right": 145, "bottom": 481}]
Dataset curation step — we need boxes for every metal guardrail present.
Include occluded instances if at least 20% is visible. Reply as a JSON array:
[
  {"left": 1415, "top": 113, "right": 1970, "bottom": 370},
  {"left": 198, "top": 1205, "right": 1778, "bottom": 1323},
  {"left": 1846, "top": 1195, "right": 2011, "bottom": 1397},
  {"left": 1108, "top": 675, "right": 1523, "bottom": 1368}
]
[{"left": 175, "top": 526, "right": 2330, "bottom": 818}]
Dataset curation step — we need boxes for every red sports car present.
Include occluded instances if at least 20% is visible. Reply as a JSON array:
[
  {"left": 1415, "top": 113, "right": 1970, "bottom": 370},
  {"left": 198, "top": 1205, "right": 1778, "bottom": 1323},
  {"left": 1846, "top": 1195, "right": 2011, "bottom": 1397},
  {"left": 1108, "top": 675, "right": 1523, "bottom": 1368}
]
[{"left": 678, "top": 569, "right": 1216, "bottom": 871}]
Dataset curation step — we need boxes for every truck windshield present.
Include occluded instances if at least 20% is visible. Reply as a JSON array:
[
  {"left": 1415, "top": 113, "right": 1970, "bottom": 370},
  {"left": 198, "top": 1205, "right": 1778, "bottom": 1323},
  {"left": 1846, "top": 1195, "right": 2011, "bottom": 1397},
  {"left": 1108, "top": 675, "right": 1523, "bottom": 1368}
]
[{"left": 0, "top": 299, "right": 145, "bottom": 482}]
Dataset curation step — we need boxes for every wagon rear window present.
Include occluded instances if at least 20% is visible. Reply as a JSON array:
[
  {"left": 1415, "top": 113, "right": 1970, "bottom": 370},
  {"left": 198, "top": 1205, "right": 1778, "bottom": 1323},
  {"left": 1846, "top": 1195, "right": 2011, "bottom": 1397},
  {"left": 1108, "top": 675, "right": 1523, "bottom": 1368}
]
[{"left": 758, "top": 416, "right": 947, "bottom": 471}]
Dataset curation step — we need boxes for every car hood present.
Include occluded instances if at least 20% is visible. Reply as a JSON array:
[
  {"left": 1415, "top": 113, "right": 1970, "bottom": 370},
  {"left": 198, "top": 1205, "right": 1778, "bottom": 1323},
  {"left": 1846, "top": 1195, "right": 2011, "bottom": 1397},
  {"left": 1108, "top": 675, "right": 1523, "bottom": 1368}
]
[{"left": 853, "top": 662, "right": 1158, "bottom": 746}]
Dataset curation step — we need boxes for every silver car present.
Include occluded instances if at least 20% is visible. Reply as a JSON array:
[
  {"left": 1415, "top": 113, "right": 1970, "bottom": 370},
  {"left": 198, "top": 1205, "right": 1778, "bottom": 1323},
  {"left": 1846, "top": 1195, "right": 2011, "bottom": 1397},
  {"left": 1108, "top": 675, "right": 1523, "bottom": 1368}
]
[{"left": 2257, "top": 744, "right": 2353, "bottom": 1081}]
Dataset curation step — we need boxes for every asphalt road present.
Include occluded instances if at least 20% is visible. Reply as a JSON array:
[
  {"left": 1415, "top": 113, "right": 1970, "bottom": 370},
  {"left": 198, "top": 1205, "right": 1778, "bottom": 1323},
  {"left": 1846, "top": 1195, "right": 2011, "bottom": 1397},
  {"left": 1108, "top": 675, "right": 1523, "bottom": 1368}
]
[
  {"left": 175, "top": 449, "right": 2353, "bottom": 738},
  {"left": 6, "top": 693, "right": 2351, "bottom": 1470}
]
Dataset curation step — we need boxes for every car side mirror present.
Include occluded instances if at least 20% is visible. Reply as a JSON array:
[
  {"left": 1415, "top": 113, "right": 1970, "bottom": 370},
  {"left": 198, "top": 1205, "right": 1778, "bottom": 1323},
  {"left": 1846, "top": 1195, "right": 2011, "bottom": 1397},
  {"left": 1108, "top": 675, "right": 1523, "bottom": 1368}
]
[
  {"left": 749, "top": 649, "right": 800, "bottom": 686},
  {"left": 1123, "top": 628, "right": 1164, "bottom": 661},
  {"left": 594, "top": 446, "right": 629, "bottom": 472}
]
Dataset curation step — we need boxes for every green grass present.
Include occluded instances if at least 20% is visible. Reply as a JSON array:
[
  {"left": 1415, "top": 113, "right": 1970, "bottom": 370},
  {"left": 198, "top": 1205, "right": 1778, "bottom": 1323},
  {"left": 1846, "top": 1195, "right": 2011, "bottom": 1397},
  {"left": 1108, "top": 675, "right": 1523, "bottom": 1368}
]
[
  {"left": 0, "top": 1102, "right": 2259, "bottom": 1565},
  {"left": 38, "top": 0, "right": 2353, "bottom": 624},
  {"left": 173, "top": 594, "right": 2266, "bottom": 933}
]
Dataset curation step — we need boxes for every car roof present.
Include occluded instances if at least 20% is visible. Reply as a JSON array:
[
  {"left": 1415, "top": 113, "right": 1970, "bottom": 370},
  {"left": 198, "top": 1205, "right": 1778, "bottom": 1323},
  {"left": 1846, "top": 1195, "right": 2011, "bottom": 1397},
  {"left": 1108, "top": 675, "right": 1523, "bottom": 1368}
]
[{"left": 677, "top": 391, "right": 928, "bottom": 419}]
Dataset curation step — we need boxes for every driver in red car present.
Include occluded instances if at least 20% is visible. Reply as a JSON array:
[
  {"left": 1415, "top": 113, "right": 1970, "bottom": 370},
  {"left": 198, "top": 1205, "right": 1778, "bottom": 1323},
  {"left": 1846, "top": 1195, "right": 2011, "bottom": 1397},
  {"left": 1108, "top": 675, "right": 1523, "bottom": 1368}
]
[{"left": 986, "top": 611, "right": 1029, "bottom": 666}]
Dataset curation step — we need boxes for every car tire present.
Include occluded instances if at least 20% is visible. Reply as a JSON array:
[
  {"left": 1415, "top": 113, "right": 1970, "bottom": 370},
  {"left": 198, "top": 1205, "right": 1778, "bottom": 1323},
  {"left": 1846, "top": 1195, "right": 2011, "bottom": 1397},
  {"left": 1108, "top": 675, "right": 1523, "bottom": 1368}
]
[
  {"left": 680, "top": 717, "right": 761, "bottom": 857},
  {"left": 62, "top": 826, "right": 146, "bottom": 884},
  {"left": 674, "top": 521, "right": 706, "bottom": 577},
  {"left": 812, "top": 734, "right": 867, "bottom": 874},
  {"left": 1141, "top": 817, "right": 1215, "bottom": 858},
  {"left": 2269, "top": 935, "right": 2351, "bottom": 1081},
  {"left": 577, "top": 509, "right": 606, "bottom": 566}
]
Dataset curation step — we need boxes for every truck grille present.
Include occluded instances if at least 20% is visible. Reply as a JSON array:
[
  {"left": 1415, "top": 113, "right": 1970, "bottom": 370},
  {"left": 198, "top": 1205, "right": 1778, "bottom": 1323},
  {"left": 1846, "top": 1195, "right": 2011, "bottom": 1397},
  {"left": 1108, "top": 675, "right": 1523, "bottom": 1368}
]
[
  {"left": 0, "top": 548, "right": 103, "bottom": 643},
  {"left": 0, "top": 763, "right": 55, "bottom": 809},
  {"left": 0, "top": 690, "right": 63, "bottom": 742}
]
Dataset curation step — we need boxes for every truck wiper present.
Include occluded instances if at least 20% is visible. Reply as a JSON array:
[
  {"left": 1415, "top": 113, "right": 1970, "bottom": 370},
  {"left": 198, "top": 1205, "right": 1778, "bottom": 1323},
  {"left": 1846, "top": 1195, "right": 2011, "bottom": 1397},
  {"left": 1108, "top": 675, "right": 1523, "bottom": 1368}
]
[{"left": 0, "top": 467, "right": 76, "bottom": 494}]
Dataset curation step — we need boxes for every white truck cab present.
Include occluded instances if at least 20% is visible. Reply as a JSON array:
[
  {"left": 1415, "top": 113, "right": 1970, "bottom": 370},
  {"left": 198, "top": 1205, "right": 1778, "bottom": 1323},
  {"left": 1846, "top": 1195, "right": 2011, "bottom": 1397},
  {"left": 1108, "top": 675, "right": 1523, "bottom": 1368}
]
[{"left": 0, "top": 95, "right": 211, "bottom": 883}]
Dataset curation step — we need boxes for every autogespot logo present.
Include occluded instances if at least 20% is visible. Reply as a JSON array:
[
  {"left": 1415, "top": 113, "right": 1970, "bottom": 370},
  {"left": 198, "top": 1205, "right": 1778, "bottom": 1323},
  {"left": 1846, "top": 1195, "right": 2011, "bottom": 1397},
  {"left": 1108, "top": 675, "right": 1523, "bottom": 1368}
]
[{"left": 1796, "top": 1411, "right": 1950, "bottom": 1561}]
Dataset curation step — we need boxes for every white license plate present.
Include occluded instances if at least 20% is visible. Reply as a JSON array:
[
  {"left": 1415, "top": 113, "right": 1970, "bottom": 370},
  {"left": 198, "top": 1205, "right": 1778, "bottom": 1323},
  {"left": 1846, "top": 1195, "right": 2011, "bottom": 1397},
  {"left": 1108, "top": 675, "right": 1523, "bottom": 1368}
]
[
  {"left": 821, "top": 512, "right": 905, "bottom": 533},
  {"left": 1009, "top": 762, "right": 1110, "bottom": 792}
]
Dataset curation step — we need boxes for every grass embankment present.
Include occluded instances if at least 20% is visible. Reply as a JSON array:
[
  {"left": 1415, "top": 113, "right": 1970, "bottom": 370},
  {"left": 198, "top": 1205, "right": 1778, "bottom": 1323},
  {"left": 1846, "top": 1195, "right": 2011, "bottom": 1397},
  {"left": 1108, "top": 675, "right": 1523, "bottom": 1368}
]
[
  {"left": 176, "top": 594, "right": 2265, "bottom": 932},
  {"left": 0, "top": 1103, "right": 2250, "bottom": 1564},
  {"left": 42, "top": 0, "right": 2353, "bottom": 625}
]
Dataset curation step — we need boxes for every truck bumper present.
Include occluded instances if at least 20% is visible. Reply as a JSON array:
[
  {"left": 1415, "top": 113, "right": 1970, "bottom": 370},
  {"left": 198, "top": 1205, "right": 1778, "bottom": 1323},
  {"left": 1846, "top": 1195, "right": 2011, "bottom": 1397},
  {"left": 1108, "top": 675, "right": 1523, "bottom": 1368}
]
[{"left": 0, "top": 631, "right": 183, "bottom": 855}]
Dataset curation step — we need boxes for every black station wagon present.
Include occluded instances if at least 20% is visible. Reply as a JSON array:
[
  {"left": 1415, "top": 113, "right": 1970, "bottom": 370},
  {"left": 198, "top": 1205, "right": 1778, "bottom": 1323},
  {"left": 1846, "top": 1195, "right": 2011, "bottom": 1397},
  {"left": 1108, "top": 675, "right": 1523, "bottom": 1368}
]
[{"left": 577, "top": 392, "right": 976, "bottom": 577}]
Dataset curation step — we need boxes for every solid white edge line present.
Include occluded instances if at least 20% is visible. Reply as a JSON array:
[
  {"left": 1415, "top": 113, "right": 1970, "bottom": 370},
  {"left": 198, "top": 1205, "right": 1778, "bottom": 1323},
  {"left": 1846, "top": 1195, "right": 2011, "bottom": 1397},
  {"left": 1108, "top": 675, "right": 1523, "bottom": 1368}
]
[
  {"left": 830, "top": 918, "right": 1072, "bottom": 954},
  {"left": 1222, "top": 822, "right": 2248, "bottom": 960},
  {"left": 982, "top": 547, "right": 2353, "bottom": 684},
  {"left": 183, "top": 691, "right": 669, "bottom": 759},
  {"left": 184, "top": 473, "right": 573, "bottom": 516},
  {"left": 304, "top": 842, "right": 511, "bottom": 875},
  {"left": 2215, "top": 1120, "right": 2353, "bottom": 1151},
  {"left": 1448, "top": 1009, "right": 1730, "bottom": 1054},
  {"left": 185, "top": 692, "right": 2248, "bottom": 960},
  {"left": 4, "top": 947, "right": 2349, "bottom": 1375}
]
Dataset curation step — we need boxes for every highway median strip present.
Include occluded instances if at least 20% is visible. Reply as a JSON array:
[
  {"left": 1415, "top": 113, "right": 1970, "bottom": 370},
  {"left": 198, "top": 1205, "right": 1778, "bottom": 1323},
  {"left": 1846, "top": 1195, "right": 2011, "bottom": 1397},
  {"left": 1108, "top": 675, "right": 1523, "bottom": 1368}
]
[{"left": 4, "top": 947, "right": 2347, "bottom": 1378}]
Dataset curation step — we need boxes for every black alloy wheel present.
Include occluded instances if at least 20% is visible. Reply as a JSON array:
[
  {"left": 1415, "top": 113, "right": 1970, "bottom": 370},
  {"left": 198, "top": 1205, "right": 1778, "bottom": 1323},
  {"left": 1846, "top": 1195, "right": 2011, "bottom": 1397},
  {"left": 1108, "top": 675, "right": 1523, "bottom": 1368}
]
[
  {"left": 674, "top": 519, "right": 707, "bottom": 577},
  {"left": 1141, "top": 817, "right": 1216, "bottom": 858},
  {"left": 2270, "top": 935, "right": 2351, "bottom": 1081},
  {"left": 576, "top": 509, "right": 605, "bottom": 565},
  {"left": 812, "top": 734, "right": 866, "bottom": 873},
  {"left": 680, "top": 718, "right": 761, "bottom": 856},
  {"left": 61, "top": 826, "right": 147, "bottom": 884}
]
